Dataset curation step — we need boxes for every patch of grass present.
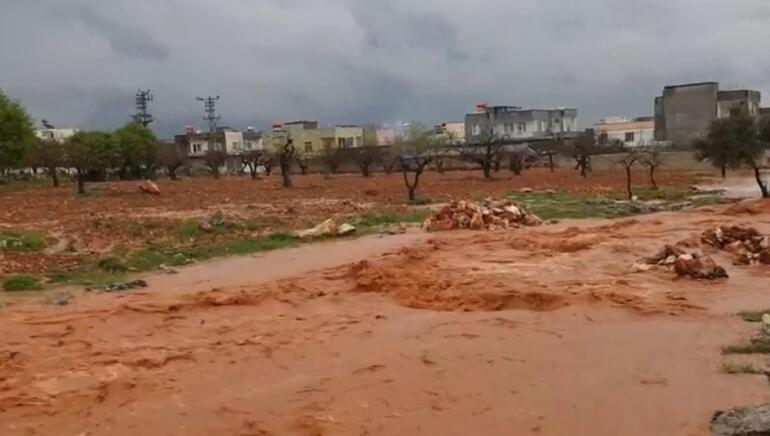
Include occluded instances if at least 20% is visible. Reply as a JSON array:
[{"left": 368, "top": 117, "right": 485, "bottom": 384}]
[
  {"left": 97, "top": 256, "right": 129, "bottom": 273},
  {"left": 510, "top": 188, "right": 726, "bottom": 221},
  {"left": 723, "top": 336, "right": 770, "bottom": 355},
  {"left": 2, "top": 274, "right": 43, "bottom": 292},
  {"left": 355, "top": 211, "right": 429, "bottom": 228},
  {"left": 408, "top": 196, "right": 433, "bottom": 206},
  {"left": 47, "top": 270, "right": 125, "bottom": 287},
  {"left": 177, "top": 220, "right": 203, "bottom": 240},
  {"left": 182, "top": 233, "right": 299, "bottom": 261},
  {"left": 0, "top": 230, "right": 46, "bottom": 253},
  {"left": 721, "top": 362, "right": 764, "bottom": 375},
  {"left": 738, "top": 309, "right": 770, "bottom": 323},
  {"left": 510, "top": 192, "right": 638, "bottom": 220}
]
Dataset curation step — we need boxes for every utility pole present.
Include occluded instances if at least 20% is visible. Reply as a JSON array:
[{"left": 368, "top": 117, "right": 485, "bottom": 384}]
[
  {"left": 196, "top": 95, "right": 221, "bottom": 152},
  {"left": 196, "top": 96, "right": 221, "bottom": 134},
  {"left": 133, "top": 89, "right": 154, "bottom": 127}
]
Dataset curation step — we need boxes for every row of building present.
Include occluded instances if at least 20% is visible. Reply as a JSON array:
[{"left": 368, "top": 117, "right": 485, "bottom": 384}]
[{"left": 35, "top": 81, "right": 769, "bottom": 162}]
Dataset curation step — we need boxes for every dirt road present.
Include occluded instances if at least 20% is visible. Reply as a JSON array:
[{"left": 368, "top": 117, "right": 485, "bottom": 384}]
[{"left": 2, "top": 200, "right": 770, "bottom": 435}]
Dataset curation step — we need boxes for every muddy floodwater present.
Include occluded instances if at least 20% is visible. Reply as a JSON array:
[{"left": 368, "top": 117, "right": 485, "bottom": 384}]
[{"left": 3, "top": 200, "right": 770, "bottom": 435}]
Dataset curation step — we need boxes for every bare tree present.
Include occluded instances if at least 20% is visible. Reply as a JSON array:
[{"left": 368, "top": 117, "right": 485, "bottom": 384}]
[
  {"left": 641, "top": 148, "right": 663, "bottom": 190},
  {"left": 617, "top": 151, "right": 641, "bottom": 200},
  {"left": 572, "top": 131, "right": 597, "bottom": 177},
  {"left": 278, "top": 139, "right": 295, "bottom": 188},
  {"left": 322, "top": 145, "right": 344, "bottom": 174},
  {"left": 156, "top": 142, "right": 185, "bottom": 181},
  {"left": 241, "top": 149, "right": 265, "bottom": 180},
  {"left": 379, "top": 145, "right": 399, "bottom": 174},
  {"left": 351, "top": 145, "right": 380, "bottom": 177},
  {"left": 509, "top": 150, "right": 527, "bottom": 176},
  {"left": 398, "top": 126, "right": 434, "bottom": 201},
  {"left": 203, "top": 149, "right": 227, "bottom": 179},
  {"left": 457, "top": 132, "right": 505, "bottom": 179},
  {"left": 294, "top": 151, "right": 311, "bottom": 175}
]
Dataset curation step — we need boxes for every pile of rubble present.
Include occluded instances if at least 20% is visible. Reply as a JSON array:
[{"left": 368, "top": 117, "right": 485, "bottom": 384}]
[
  {"left": 635, "top": 244, "right": 729, "bottom": 280},
  {"left": 422, "top": 199, "right": 543, "bottom": 232},
  {"left": 702, "top": 225, "right": 770, "bottom": 266}
]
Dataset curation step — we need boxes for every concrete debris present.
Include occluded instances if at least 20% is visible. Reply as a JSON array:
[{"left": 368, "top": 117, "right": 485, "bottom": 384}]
[
  {"left": 638, "top": 244, "right": 728, "bottom": 280},
  {"left": 104, "top": 279, "right": 148, "bottom": 293},
  {"left": 138, "top": 180, "right": 161, "bottom": 195},
  {"left": 712, "top": 404, "right": 770, "bottom": 436},
  {"left": 673, "top": 253, "right": 729, "bottom": 280},
  {"left": 702, "top": 225, "right": 770, "bottom": 266},
  {"left": 422, "top": 198, "right": 543, "bottom": 232},
  {"left": 294, "top": 219, "right": 356, "bottom": 239}
]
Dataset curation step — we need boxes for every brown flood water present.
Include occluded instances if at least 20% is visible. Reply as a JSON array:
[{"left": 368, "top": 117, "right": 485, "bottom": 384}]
[{"left": 3, "top": 201, "right": 770, "bottom": 435}]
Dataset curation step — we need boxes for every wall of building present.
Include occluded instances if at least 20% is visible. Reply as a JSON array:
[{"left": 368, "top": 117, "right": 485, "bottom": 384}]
[
  {"left": 717, "top": 90, "right": 761, "bottom": 118},
  {"left": 661, "top": 82, "right": 719, "bottom": 147},
  {"left": 594, "top": 118, "right": 655, "bottom": 147},
  {"left": 465, "top": 107, "right": 578, "bottom": 143}
]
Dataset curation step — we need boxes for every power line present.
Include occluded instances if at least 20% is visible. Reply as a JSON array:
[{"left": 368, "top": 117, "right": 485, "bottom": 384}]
[{"left": 133, "top": 89, "right": 154, "bottom": 127}]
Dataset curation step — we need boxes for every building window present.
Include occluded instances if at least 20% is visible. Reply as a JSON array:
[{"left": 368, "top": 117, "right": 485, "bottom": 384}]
[
  {"left": 304, "top": 142, "right": 313, "bottom": 153},
  {"left": 473, "top": 125, "right": 481, "bottom": 136},
  {"left": 598, "top": 133, "right": 608, "bottom": 145},
  {"left": 192, "top": 143, "right": 203, "bottom": 154},
  {"left": 517, "top": 123, "right": 526, "bottom": 133},
  {"left": 625, "top": 132, "right": 635, "bottom": 143}
]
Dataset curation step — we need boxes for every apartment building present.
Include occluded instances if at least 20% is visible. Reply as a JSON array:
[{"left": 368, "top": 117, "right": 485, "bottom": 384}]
[
  {"left": 465, "top": 104, "right": 578, "bottom": 144},
  {"left": 593, "top": 116, "right": 655, "bottom": 147}
]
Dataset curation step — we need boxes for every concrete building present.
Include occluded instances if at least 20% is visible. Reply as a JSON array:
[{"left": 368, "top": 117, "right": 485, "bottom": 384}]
[
  {"left": 320, "top": 125, "right": 365, "bottom": 149},
  {"left": 35, "top": 128, "right": 79, "bottom": 142},
  {"left": 432, "top": 122, "right": 466, "bottom": 144},
  {"left": 176, "top": 126, "right": 262, "bottom": 157},
  {"left": 375, "top": 129, "right": 400, "bottom": 146},
  {"left": 465, "top": 104, "right": 578, "bottom": 144},
  {"left": 272, "top": 122, "right": 366, "bottom": 154},
  {"left": 654, "top": 82, "right": 762, "bottom": 146},
  {"left": 593, "top": 116, "right": 655, "bottom": 147}
]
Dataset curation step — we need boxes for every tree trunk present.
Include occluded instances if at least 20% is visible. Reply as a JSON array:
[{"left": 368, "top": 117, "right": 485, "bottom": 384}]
[
  {"left": 548, "top": 154, "right": 554, "bottom": 172},
  {"left": 248, "top": 165, "right": 257, "bottom": 180},
  {"left": 649, "top": 165, "right": 657, "bottom": 190},
  {"left": 281, "top": 162, "right": 292, "bottom": 188},
  {"left": 76, "top": 169, "right": 86, "bottom": 194},
  {"left": 50, "top": 167, "right": 59, "bottom": 187},
  {"left": 626, "top": 166, "right": 633, "bottom": 200},
  {"left": 211, "top": 167, "right": 220, "bottom": 179},
  {"left": 721, "top": 163, "right": 727, "bottom": 179},
  {"left": 169, "top": 167, "right": 179, "bottom": 181},
  {"left": 754, "top": 165, "right": 769, "bottom": 198},
  {"left": 482, "top": 164, "right": 492, "bottom": 179}
]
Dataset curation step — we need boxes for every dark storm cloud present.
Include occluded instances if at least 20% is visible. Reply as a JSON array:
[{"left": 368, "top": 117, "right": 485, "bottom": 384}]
[
  {"left": 1, "top": 0, "right": 769, "bottom": 137},
  {"left": 77, "top": 7, "right": 170, "bottom": 61}
]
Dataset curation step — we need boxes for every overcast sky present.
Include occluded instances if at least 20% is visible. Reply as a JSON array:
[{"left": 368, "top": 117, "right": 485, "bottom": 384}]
[{"left": 1, "top": 0, "right": 769, "bottom": 137}]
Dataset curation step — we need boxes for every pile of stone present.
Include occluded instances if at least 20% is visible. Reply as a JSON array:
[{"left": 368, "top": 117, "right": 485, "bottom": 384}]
[
  {"left": 635, "top": 244, "right": 729, "bottom": 280},
  {"left": 422, "top": 198, "right": 543, "bottom": 232},
  {"left": 702, "top": 225, "right": 770, "bottom": 266}
]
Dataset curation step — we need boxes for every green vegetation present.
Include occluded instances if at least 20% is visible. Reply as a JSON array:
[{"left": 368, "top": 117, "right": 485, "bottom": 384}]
[
  {"left": 2, "top": 274, "right": 42, "bottom": 292},
  {"left": 47, "top": 270, "right": 125, "bottom": 287},
  {"left": 354, "top": 211, "right": 429, "bottom": 227},
  {"left": 509, "top": 188, "right": 725, "bottom": 221},
  {"left": 0, "top": 229, "right": 46, "bottom": 252}
]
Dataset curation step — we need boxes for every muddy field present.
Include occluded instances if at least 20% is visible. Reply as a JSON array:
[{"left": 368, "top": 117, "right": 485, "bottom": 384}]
[
  {"left": 2, "top": 192, "right": 770, "bottom": 435},
  {"left": 0, "top": 168, "right": 704, "bottom": 278}
]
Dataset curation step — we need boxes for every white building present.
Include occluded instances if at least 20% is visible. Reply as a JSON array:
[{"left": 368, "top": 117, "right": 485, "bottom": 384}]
[
  {"left": 465, "top": 105, "right": 579, "bottom": 143},
  {"left": 35, "top": 128, "right": 79, "bottom": 142},
  {"left": 593, "top": 116, "right": 655, "bottom": 147}
]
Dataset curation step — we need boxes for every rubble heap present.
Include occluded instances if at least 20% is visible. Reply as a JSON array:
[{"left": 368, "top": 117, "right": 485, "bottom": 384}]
[
  {"left": 702, "top": 225, "right": 770, "bottom": 266},
  {"left": 423, "top": 199, "right": 543, "bottom": 232},
  {"left": 636, "top": 244, "right": 729, "bottom": 280}
]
